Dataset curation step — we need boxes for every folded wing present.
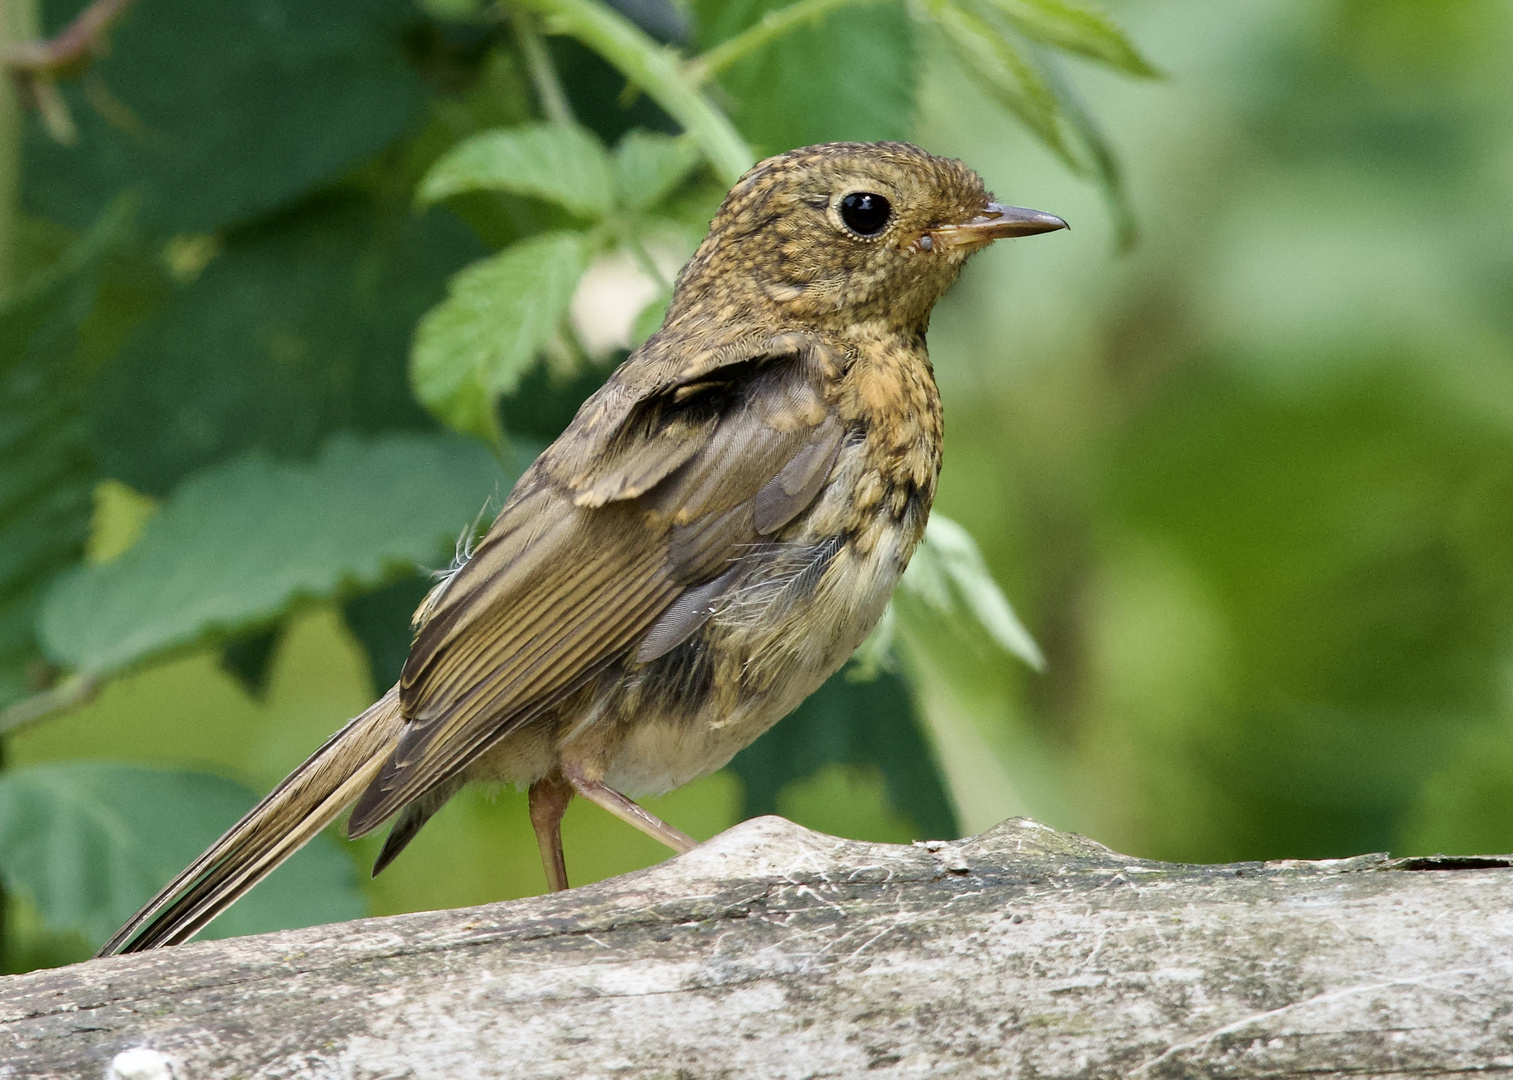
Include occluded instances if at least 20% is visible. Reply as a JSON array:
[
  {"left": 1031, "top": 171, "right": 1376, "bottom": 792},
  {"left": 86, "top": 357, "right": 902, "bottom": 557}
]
[{"left": 347, "top": 333, "right": 846, "bottom": 835}]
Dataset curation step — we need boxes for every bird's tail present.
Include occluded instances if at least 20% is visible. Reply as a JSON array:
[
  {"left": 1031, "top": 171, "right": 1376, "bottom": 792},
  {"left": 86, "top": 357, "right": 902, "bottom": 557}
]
[{"left": 97, "top": 687, "right": 405, "bottom": 956}]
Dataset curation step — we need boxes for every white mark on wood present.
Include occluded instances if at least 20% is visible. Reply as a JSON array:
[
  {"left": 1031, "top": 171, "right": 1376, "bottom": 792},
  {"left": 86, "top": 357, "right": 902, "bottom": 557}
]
[{"left": 108, "top": 1047, "right": 178, "bottom": 1080}]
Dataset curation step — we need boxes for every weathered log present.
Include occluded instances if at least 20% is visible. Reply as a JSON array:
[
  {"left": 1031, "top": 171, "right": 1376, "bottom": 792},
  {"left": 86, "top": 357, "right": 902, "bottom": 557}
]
[{"left": 2, "top": 815, "right": 1512, "bottom": 1079}]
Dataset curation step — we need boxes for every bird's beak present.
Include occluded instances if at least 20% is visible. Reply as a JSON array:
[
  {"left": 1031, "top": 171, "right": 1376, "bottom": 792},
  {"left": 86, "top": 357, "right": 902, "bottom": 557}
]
[{"left": 932, "top": 203, "right": 1069, "bottom": 249}]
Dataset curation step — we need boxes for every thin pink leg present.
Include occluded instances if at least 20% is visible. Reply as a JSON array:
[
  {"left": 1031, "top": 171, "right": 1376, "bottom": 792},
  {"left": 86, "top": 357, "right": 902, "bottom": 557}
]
[{"left": 563, "top": 767, "right": 697, "bottom": 855}]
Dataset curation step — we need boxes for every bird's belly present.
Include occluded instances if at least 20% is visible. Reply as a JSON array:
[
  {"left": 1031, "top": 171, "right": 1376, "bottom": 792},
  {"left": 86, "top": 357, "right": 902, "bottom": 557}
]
[{"left": 597, "top": 508, "right": 916, "bottom": 798}]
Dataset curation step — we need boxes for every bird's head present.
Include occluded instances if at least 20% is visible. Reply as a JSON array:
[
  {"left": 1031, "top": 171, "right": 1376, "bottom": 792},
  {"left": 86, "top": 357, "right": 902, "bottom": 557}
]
[{"left": 664, "top": 141, "right": 1067, "bottom": 338}]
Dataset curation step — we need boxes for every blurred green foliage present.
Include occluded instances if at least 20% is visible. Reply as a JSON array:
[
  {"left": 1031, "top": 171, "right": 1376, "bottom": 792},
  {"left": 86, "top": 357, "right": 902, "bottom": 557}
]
[
  {"left": 0, "top": 761, "right": 364, "bottom": 946},
  {"left": 1, "top": 0, "right": 1508, "bottom": 977},
  {"left": 917, "top": 0, "right": 1513, "bottom": 862}
]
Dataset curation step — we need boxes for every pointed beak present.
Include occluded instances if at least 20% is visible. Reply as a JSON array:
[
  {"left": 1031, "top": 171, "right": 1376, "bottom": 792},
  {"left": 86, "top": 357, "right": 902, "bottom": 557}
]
[{"left": 933, "top": 203, "right": 1069, "bottom": 249}]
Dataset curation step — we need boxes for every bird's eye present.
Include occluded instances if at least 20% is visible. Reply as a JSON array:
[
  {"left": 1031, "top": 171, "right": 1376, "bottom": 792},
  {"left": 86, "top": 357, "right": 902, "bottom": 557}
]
[{"left": 838, "top": 192, "right": 891, "bottom": 236}]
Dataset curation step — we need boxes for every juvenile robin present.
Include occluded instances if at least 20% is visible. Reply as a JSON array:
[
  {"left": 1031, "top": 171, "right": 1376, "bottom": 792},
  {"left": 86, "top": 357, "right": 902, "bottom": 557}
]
[{"left": 101, "top": 141, "right": 1066, "bottom": 954}]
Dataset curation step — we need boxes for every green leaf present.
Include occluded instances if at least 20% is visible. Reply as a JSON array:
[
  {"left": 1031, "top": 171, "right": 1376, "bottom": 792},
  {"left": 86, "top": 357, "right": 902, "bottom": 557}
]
[
  {"left": 417, "top": 124, "right": 614, "bottom": 218},
  {"left": 39, "top": 432, "right": 515, "bottom": 677},
  {"left": 0, "top": 761, "right": 365, "bottom": 948},
  {"left": 973, "top": 0, "right": 1160, "bottom": 78},
  {"left": 411, "top": 231, "right": 590, "bottom": 441},
  {"left": 897, "top": 514, "right": 1045, "bottom": 670},
  {"left": 26, "top": 0, "right": 423, "bottom": 234},
  {"left": 341, "top": 434, "right": 539, "bottom": 691},
  {"left": 692, "top": 0, "right": 914, "bottom": 152},
  {"left": 90, "top": 198, "right": 486, "bottom": 497},
  {"left": 612, "top": 130, "right": 703, "bottom": 212},
  {"left": 933, "top": 1, "right": 1073, "bottom": 166},
  {"left": 0, "top": 202, "right": 136, "bottom": 706},
  {"left": 934, "top": 3, "right": 1142, "bottom": 247},
  {"left": 729, "top": 664, "right": 958, "bottom": 840}
]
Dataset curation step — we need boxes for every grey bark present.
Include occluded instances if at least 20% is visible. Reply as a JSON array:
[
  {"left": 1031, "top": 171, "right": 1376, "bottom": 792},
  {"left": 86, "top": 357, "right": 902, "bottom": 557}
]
[{"left": 2, "top": 815, "right": 1512, "bottom": 1080}]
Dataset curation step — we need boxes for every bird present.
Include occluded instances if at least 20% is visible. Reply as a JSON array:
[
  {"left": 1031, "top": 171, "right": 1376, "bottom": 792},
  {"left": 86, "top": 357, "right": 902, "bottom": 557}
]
[{"left": 99, "top": 141, "right": 1066, "bottom": 955}]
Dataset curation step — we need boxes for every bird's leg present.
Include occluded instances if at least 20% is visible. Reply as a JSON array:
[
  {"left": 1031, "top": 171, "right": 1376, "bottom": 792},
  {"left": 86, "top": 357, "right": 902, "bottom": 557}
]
[
  {"left": 528, "top": 771, "right": 574, "bottom": 892},
  {"left": 562, "top": 765, "right": 697, "bottom": 855}
]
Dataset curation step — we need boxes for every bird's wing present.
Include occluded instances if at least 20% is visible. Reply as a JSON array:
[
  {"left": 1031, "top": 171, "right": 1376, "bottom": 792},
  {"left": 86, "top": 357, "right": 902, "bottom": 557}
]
[{"left": 346, "top": 333, "right": 846, "bottom": 835}]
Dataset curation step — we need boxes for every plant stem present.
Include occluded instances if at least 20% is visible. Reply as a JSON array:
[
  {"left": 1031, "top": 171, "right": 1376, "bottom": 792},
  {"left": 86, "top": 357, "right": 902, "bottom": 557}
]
[
  {"left": 683, "top": 0, "right": 877, "bottom": 86},
  {"left": 0, "top": 0, "right": 40, "bottom": 303},
  {"left": 0, "top": 674, "right": 101, "bottom": 738},
  {"left": 512, "top": 0, "right": 754, "bottom": 185},
  {"left": 626, "top": 233, "right": 671, "bottom": 292},
  {"left": 513, "top": 9, "right": 576, "bottom": 126},
  {"left": 2, "top": 0, "right": 134, "bottom": 73}
]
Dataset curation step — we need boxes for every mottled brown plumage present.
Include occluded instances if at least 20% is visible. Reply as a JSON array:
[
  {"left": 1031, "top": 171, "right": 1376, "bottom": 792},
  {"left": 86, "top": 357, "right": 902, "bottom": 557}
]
[{"left": 100, "top": 142, "right": 1065, "bottom": 954}]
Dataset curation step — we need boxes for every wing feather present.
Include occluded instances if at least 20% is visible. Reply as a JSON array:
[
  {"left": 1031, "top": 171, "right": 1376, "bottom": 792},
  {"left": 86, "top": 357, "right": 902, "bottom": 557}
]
[
  {"left": 348, "top": 332, "right": 848, "bottom": 837},
  {"left": 754, "top": 418, "right": 845, "bottom": 534}
]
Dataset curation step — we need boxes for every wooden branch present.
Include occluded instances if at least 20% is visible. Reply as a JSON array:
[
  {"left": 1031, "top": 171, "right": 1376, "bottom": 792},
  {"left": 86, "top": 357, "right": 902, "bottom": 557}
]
[{"left": 3, "top": 815, "right": 1512, "bottom": 1078}]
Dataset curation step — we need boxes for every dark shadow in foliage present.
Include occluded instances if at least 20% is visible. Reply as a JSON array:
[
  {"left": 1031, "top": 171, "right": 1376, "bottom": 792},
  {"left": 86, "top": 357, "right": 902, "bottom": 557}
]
[
  {"left": 89, "top": 196, "right": 487, "bottom": 496},
  {"left": 730, "top": 665, "right": 958, "bottom": 841},
  {"left": 344, "top": 575, "right": 432, "bottom": 691},
  {"left": 27, "top": 0, "right": 426, "bottom": 235},
  {"left": 551, "top": 38, "right": 680, "bottom": 145},
  {"left": 544, "top": 0, "right": 686, "bottom": 147},
  {"left": 603, "top": 0, "right": 689, "bottom": 46},
  {"left": 219, "top": 625, "right": 282, "bottom": 700},
  {"left": 498, "top": 356, "right": 618, "bottom": 444}
]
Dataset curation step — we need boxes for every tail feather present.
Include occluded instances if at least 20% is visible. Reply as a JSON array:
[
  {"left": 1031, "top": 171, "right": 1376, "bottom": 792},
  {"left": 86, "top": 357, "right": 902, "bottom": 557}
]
[
  {"left": 370, "top": 776, "right": 463, "bottom": 878},
  {"left": 98, "top": 687, "right": 405, "bottom": 956}
]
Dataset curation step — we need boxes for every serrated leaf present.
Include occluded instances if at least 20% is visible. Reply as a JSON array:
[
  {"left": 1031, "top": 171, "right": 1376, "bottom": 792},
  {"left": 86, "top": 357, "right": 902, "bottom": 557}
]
[
  {"left": 90, "top": 197, "right": 487, "bottom": 497},
  {"left": 39, "top": 432, "right": 515, "bottom": 677},
  {"left": 26, "top": 0, "right": 423, "bottom": 234},
  {"left": 898, "top": 514, "right": 1045, "bottom": 670},
  {"left": 613, "top": 131, "right": 703, "bottom": 212},
  {"left": 937, "top": 3, "right": 1142, "bottom": 248},
  {"left": 411, "top": 231, "right": 589, "bottom": 441},
  {"left": 974, "top": 0, "right": 1159, "bottom": 78},
  {"left": 933, "top": 1, "right": 1074, "bottom": 166},
  {"left": 729, "top": 665, "right": 958, "bottom": 840},
  {"left": 693, "top": 0, "right": 914, "bottom": 152},
  {"left": 417, "top": 124, "right": 613, "bottom": 218},
  {"left": 0, "top": 761, "right": 364, "bottom": 948}
]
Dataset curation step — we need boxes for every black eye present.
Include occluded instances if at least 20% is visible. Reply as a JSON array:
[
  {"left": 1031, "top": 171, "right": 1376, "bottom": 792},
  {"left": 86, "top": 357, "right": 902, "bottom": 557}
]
[{"left": 839, "top": 192, "right": 891, "bottom": 236}]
